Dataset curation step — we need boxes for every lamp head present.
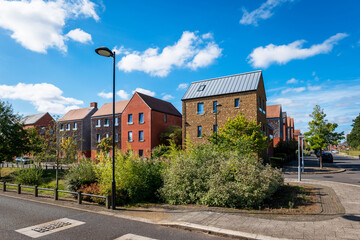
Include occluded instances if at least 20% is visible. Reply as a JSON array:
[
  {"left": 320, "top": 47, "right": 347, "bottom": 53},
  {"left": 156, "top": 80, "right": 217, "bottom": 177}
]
[{"left": 95, "top": 47, "right": 113, "bottom": 57}]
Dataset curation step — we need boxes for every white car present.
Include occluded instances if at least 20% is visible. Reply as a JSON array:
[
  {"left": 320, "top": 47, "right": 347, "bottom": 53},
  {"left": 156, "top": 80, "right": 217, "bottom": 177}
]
[{"left": 331, "top": 150, "right": 339, "bottom": 154}]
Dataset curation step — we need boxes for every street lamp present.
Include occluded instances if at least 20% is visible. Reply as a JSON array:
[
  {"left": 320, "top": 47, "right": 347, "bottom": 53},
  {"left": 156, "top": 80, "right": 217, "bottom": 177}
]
[
  {"left": 95, "top": 46, "right": 116, "bottom": 210},
  {"left": 298, "top": 135, "right": 305, "bottom": 181},
  {"left": 215, "top": 103, "right": 222, "bottom": 144}
]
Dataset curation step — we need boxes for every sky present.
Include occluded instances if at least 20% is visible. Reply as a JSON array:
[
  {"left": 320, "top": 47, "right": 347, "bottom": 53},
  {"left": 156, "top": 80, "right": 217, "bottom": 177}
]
[{"left": 0, "top": 0, "right": 359, "bottom": 136}]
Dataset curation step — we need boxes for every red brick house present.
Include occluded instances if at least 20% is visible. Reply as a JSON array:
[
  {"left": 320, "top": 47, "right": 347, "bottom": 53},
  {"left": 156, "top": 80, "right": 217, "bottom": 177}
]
[
  {"left": 291, "top": 118, "right": 295, "bottom": 140},
  {"left": 58, "top": 102, "right": 98, "bottom": 158},
  {"left": 21, "top": 112, "right": 54, "bottom": 135},
  {"left": 266, "top": 104, "right": 283, "bottom": 147},
  {"left": 90, "top": 100, "right": 129, "bottom": 159},
  {"left": 121, "top": 92, "right": 182, "bottom": 157},
  {"left": 282, "top": 112, "right": 288, "bottom": 141}
]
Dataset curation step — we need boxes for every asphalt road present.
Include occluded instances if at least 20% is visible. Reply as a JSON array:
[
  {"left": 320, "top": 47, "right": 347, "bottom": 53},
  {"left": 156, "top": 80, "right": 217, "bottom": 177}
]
[
  {"left": 0, "top": 195, "right": 228, "bottom": 240},
  {"left": 285, "top": 154, "right": 360, "bottom": 185}
]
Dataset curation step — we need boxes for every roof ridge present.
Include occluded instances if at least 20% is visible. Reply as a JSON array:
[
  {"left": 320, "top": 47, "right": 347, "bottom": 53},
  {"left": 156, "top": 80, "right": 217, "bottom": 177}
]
[
  {"left": 190, "top": 70, "right": 262, "bottom": 84},
  {"left": 136, "top": 92, "right": 173, "bottom": 104}
]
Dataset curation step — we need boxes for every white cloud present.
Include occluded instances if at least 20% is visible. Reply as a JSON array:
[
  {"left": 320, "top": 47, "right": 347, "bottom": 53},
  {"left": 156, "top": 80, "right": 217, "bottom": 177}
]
[
  {"left": 286, "top": 78, "right": 298, "bottom": 84},
  {"left": 307, "top": 85, "right": 321, "bottom": 91},
  {"left": 162, "top": 94, "right": 174, "bottom": 101},
  {"left": 281, "top": 87, "right": 306, "bottom": 94},
  {"left": 66, "top": 28, "right": 92, "bottom": 43},
  {"left": 113, "top": 46, "right": 131, "bottom": 55},
  {"left": 240, "top": 0, "right": 293, "bottom": 26},
  {"left": 0, "top": 83, "right": 83, "bottom": 114},
  {"left": 133, "top": 88, "right": 155, "bottom": 97},
  {"left": 248, "top": 33, "right": 348, "bottom": 68},
  {"left": 117, "top": 31, "right": 222, "bottom": 77},
  {"left": 177, "top": 83, "right": 188, "bottom": 90},
  {"left": 98, "top": 91, "right": 112, "bottom": 99},
  {"left": 0, "top": 0, "right": 98, "bottom": 53},
  {"left": 117, "top": 90, "right": 129, "bottom": 99}
]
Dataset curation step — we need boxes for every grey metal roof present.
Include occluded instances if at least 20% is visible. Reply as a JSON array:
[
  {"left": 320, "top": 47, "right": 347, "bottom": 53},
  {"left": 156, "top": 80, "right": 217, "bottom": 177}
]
[
  {"left": 182, "top": 70, "right": 262, "bottom": 100},
  {"left": 21, "top": 113, "right": 47, "bottom": 125}
]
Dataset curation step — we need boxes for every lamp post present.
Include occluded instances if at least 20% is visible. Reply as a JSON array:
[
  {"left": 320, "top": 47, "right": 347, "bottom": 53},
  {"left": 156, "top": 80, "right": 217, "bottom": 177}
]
[
  {"left": 95, "top": 47, "right": 116, "bottom": 210},
  {"left": 215, "top": 103, "right": 222, "bottom": 144},
  {"left": 297, "top": 135, "right": 305, "bottom": 181}
]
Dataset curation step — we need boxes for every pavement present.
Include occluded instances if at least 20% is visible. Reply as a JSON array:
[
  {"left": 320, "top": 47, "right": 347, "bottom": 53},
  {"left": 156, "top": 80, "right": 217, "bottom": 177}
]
[{"left": 1, "top": 154, "right": 360, "bottom": 240}]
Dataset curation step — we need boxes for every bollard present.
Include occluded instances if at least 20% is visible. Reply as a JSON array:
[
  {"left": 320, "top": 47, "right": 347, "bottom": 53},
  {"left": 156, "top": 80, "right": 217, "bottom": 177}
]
[
  {"left": 3, "top": 182, "right": 6, "bottom": 192},
  {"left": 54, "top": 188, "right": 58, "bottom": 200},
  {"left": 34, "top": 186, "right": 38, "bottom": 197},
  {"left": 17, "top": 184, "right": 21, "bottom": 194},
  {"left": 77, "top": 191, "right": 82, "bottom": 204},
  {"left": 106, "top": 195, "right": 111, "bottom": 209}
]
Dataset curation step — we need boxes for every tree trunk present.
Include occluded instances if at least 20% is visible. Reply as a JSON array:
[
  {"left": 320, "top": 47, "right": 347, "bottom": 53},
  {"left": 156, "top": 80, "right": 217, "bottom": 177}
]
[{"left": 319, "top": 149, "right": 323, "bottom": 169}]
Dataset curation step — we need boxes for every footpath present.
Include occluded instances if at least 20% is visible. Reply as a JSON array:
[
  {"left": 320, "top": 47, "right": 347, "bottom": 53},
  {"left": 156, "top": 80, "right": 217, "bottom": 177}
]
[{"left": 1, "top": 158, "right": 360, "bottom": 240}]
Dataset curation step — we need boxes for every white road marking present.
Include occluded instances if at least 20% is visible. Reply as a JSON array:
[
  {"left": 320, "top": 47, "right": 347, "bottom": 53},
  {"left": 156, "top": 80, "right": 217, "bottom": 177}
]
[
  {"left": 15, "top": 218, "right": 85, "bottom": 238},
  {"left": 114, "top": 233, "right": 158, "bottom": 240}
]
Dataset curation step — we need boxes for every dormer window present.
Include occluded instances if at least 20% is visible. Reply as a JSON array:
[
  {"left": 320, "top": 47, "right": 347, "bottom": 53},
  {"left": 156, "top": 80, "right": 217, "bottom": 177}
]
[{"left": 198, "top": 85, "right": 206, "bottom": 91}]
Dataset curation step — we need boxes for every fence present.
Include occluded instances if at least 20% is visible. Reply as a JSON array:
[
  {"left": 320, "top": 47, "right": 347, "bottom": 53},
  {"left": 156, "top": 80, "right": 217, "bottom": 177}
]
[
  {"left": 0, "top": 162, "right": 70, "bottom": 171},
  {"left": 0, "top": 181, "right": 111, "bottom": 209}
]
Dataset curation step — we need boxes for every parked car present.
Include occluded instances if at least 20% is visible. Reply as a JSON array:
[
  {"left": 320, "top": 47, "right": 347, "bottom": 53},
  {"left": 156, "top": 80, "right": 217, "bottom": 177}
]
[
  {"left": 15, "top": 157, "right": 32, "bottom": 164},
  {"left": 331, "top": 150, "right": 339, "bottom": 154},
  {"left": 319, "top": 152, "right": 333, "bottom": 163}
]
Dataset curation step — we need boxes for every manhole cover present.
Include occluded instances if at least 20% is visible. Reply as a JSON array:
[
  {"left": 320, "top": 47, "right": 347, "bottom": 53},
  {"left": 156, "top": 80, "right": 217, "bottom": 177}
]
[{"left": 32, "top": 221, "right": 72, "bottom": 233}]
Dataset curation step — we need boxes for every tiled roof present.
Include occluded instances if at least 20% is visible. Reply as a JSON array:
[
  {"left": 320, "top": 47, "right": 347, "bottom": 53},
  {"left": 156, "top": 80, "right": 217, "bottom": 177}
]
[
  {"left": 92, "top": 100, "right": 129, "bottom": 117},
  {"left": 294, "top": 129, "right": 301, "bottom": 136},
  {"left": 59, "top": 107, "right": 95, "bottom": 121},
  {"left": 291, "top": 118, "right": 294, "bottom": 127},
  {"left": 286, "top": 116, "right": 291, "bottom": 127},
  {"left": 137, "top": 92, "right": 181, "bottom": 117},
  {"left": 182, "top": 70, "right": 262, "bottom": 100},
  {"left": 266, "top": 104, "right": 281, "bottom": 118},
  {"left": 21, "top": 113, "right": 47, "bottom": 125}
]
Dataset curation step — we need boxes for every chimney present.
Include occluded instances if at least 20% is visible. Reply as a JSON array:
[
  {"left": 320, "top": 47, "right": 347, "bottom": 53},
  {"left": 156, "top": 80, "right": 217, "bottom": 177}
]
[{"left": 90, "top": 102, "right": 97, "bottom": 108}]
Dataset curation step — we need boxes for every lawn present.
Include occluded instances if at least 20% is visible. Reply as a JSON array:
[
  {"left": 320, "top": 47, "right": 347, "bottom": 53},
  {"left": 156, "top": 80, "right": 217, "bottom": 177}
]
[{"left": 340, "top": 150, "right": 360, "bottom": 157}]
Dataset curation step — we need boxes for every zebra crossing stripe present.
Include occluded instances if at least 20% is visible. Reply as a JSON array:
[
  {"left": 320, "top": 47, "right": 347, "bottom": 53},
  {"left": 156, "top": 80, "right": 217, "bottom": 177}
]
[{"left": 114, "top": 233, "right": 158, "bottom": 240}]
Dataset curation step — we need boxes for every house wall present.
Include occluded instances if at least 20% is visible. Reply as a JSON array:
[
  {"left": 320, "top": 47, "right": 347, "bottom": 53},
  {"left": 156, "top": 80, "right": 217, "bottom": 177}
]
[
  {"left": 121, "top": 94, "right": 152, "bottom": 157},
  {"left": 150, "top": 110, "right": 182, "bottom": 149},
  {"left": 24, "top": 113, "right": 54, "bottom": 135}
]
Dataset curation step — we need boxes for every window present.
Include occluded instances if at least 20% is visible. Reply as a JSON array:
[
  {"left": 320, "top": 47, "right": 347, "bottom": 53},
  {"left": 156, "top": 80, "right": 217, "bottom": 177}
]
[
  {"left": 105, "top": 133, "right": 109, "bottom": 138},
  {"left": 66, "top": 123, "right": 71, "bottom": 131},
  {"left": 262, "top": 99, "right": 266, "bottom": 114},
  {"left": 96, "top": 134, "right": 101, "bottom": 143},
  {"left": 73, "top": 122, "right": 77, "bottom": 130},
  {"left": 49, "top": 128, "right": 54, "bottom": 135},
  {"left": 234, "top": 98, "right": 240, "bottom": 108},
  {"left": 60, "top": 124, "right": 64, "bottom": 131},
  {"left": 213, "top": 125, "right": 218, "bottom": 133},
  {"left": 139, "top": 131, "right": 144, "bottom": 141},
  {"left": 213, "top": 101, "right": 218, "bottom": 113},
  {"left": 259, "top": 96, "right": 262, "bottom": 111},
  {"left": 197, "top": 103, "right": 204, "bottom": 114},
  {"left": 197, "top": 126, "right": 202, "bottom": 138},
  {"left": 139, "top": 113, "right": 144, "bottom": 124},
  {"left": 139, "top": 150, "right": 144, "bottom": 157},
  {"left": 115, "top": 117, "right": 119, "bottom": 126},
  {"left": 197, "top": 85, "right": 206, "bottom": 91},
  {"left": 104, "top": 119, "right": 109, "bottom": 127},
  {"left": 128, "top": 114, "right": 133, "bottom": 124},
  {"left": 115, "top": 134, "right": 118, "bottom": 142},
  {"left": 40, "top": 126, "right": 45, "bottom": 135},
  {"left": 164, "top": 114, "right": 167, "bottom": 123},
  {"left": 128, "top": 131, "right": 133, "bottom": 142},
  {"left": 96, "top": 119, "right": 101, "bottom": 127}
]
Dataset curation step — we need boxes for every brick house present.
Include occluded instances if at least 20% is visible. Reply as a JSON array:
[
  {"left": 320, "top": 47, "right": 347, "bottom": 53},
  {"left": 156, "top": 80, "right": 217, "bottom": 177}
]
[
  {"left": 21, "top": 112, "right": 54, "bottom": 135},
  {"left": 266, "top": 104, "right": 283, "bottom": 147},
  {"left": 294, "top": 129, "right": 301, "bottom": 142},
  {"left": 90, "top": 100, "right": 129, "bottom": 159},
  {"left": 181, "top": 70, "right": 268, "bottom": 147},
  {"left": 58, "top": 102, "right": 98, "bottom": 158},
  {"left": 291, "top": 118, "right": 295, "bottom": 140},
  {"left": 286, "top": 116, "right": 292, "bottom": 140},
  {"left": 282, "top": 112, "right": 288, "bottom": 141},
  {"left": 121, "top": 92, "right": 182, "bottom": 157}
]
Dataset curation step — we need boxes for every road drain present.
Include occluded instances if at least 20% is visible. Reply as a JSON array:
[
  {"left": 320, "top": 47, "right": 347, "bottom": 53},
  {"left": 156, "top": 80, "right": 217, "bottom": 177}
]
[{"left": 32, "top": 221, "right": 72, "bottom": 233}]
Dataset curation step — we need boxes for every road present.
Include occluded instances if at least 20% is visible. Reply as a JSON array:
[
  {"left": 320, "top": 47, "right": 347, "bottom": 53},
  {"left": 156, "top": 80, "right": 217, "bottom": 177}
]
[
  {"left": 0, "top": 195, "right": 228, "bottom": 240},
  {"left": 285, "top": 154, "right": 360, "bottom": 185}
]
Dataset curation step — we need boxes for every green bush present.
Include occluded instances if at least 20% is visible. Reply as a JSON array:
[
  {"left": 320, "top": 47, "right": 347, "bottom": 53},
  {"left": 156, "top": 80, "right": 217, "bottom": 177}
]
[
  {"left": 96, "top": 152, "right": 163, "bottom": 205},
  {"left": 65, "top": 159, "right": 97, "bottom": 192},
  {"left": 160, "top": 144, "right": 283, "bottom": 208},
  {"left": 270, "top": 157, "right": 284, "bottom": 168},
  {"left": 152, "top": 145, "right": 170, "bottom": 159},
  {"left": 13, "top": 167, "right": 43, "bottom": 185}
]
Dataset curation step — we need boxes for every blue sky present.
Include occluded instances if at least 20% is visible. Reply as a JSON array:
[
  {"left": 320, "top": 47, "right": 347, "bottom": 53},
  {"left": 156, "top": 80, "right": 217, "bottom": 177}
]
[{"left": 0, "top": 0, "right": 359, "bottom": 136}]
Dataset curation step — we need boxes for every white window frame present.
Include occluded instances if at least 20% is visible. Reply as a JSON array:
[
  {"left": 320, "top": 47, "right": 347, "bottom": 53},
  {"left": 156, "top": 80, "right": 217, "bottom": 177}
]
[
  {"left": 96, "top": 119, "right": 101, "bottom": 127},
  {"left": 66, "top": 123, "right": 71, "bottom": 131},
  {"left": 104, "top": 119, "right": 109, "bottom": 127},
  {"left": 96, "top": 134, "right": 101, "bottom": 143},
  {"left": 73, "top": 122, "right": 77, "bottom": 130},
  {"left": 128, "top": 131, "right": 133, "bottom": 142},
  {"left": 115, "top": 117, "right": 119, "bottom": 126}
]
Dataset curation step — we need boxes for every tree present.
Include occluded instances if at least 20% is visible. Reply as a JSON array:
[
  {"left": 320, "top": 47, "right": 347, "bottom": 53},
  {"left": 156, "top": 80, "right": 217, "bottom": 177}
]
[
  {"left": 160, "top": 126, "right": 182, "bottom": 146},
  {"left": 59, "top": 136, "right": 77, "bottom": 164},
  {"left": 347, "top": 114, "right": 360, "bottom": 149},
  {"left": 0, "top": 100, "right": 30, "bottom": 162},
  {"left": 209, "top": 114, "right": 268, "bottom": 156},
  {"left": 305, "top": 105, "right": 344, "bottom": 168},
  {"left": 97, "top": 136, "right": 113, "bottom": 156}
]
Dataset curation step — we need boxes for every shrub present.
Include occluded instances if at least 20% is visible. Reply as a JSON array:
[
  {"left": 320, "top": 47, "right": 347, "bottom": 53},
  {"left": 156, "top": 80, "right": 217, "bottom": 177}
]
[
  {"left": 96, "top": 152, "right": 163, "bottom": 205},
  {"left": 65, "top": 159, "right": 97, "bottom": 192},
  {"left": 13, "top": 167, "right": 43, "bottom": 185},
  {"left": 78, "top": 183, "right": 104, "bottom": 204},
  {"left": 269, "top": 157, "right": 284, "bottom": 168},
  {"left": 160, "top": 144, "right": 284, "bottom": 208},
  {"left": 152, "top": 145, "right": 170, "bottom": 159}
]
